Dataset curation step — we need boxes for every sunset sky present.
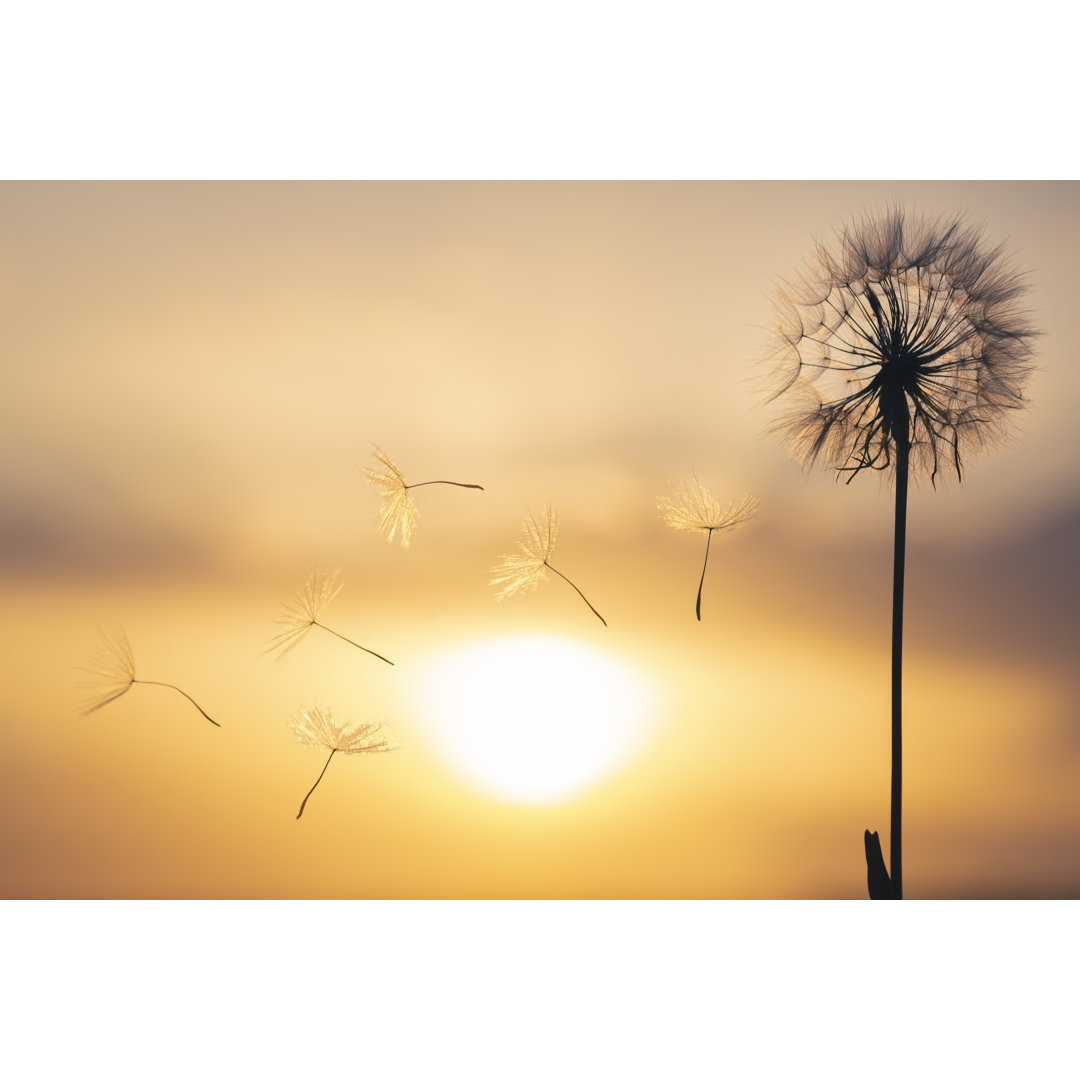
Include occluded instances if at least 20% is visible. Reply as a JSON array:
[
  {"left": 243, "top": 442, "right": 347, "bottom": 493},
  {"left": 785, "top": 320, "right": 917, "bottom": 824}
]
[{"left": 3, "top": 180, "right": 1078, "bottom": 899}]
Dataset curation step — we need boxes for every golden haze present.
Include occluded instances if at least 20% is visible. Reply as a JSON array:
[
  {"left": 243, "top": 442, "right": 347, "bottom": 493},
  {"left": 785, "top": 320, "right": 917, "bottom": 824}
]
[{"left": 2, "top": 181, "right": 1078, "bottom": 897}]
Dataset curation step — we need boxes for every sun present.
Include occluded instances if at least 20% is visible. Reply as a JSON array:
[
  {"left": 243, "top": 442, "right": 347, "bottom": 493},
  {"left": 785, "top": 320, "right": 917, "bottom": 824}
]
[{"left": 412, "top": 635, "right": 657, "bottom": 805}]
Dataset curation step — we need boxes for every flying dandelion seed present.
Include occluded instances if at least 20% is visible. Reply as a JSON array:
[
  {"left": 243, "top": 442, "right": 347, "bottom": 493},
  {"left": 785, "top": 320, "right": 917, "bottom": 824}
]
[
  {"left": 79, "top": 626, "right": 220, "bottom": 726},
  {"left": 265, "top": 569, "right": 394, "bottom": 665},
  {"left": 363, "top": 446, "right": 484, "bottom": 547},
  {"left": 658, "top": 480, "right": 758, "bottom": 620},
  {"left": 290, "top": 706, "right": 395, "bottom": 819},
  {"left": 765, "top": 207, "right": 1038, "bottom": 899},
  {"left": 491, "top": 506, "right": 607, "bottom": 626}
]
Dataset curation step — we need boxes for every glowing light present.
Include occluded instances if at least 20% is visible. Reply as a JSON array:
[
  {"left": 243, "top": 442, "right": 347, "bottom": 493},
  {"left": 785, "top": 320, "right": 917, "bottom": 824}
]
[{"left": 413, "top": 635, "right": 657, "bottom": 804}]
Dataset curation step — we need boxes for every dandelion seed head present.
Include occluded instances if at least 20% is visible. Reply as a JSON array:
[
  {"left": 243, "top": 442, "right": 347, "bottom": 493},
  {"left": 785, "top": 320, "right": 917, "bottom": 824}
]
[
  {"left": 289, "top": 706, "right": 395, "bottom": 754},
  {"left": 265, "top": 569, "right": 343, "bottom": 658},
  {"left": 658, "top": 480, "right": 759, "bottom": 533},
  {"left": 765, "top": 207, "right": 1037, "bottom": 486},
  {"left": 490, "top": 551, "right": 549, "bottom": 600},
  {"left": 79, "top": 626, "right": 137, "bottom": 715},
  {"left": 490, "top": 507, "right": 558, "bottom": 600},
  {"left": 363, "top": 447, "right": 419, "bottom": 547}
]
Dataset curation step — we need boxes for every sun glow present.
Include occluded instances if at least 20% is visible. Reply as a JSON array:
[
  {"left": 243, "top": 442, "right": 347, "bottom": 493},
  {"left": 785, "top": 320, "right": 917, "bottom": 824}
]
[{"left": 413, "top": 635, "right": 657, "bottom": 804}]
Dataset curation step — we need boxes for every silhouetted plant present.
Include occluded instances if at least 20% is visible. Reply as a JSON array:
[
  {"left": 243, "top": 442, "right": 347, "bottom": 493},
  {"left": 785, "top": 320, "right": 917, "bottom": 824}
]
[
  {"left": 864, "top": 830, "right": 892, "bottom": 900},
  {"left": 658, "top": 480, "right": 758, "bottom": 620},
  {"left": 79, "top": 626, "right": 220, "bottom": 726},
  {"left": 491, "top": 506, "right": 607, "bottom": 626},
  {"left": 265, "top": 569, "right": 394, "bottom": 665},
  {"left": 766, "top": 207, "right": 1037, "bottom": 898},
  {"left": 290, "top": 706, "right": 395, "bottom": 819},
  {"left": 363, "top": 446, "right": 484, "bottom": 547}
]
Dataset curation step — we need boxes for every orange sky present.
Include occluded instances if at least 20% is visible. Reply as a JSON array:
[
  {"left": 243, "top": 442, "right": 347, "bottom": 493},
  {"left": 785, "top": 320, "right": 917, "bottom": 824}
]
[{"left": 2, "top": 180, "right": 1078, "bottom": 898}]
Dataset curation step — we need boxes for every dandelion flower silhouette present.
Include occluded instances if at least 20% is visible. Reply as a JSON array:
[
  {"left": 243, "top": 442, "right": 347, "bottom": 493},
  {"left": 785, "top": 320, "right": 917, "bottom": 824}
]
[
  {"left": 79, "top": 626, "right": 220, "bottom": 726},
  {"left": 363, "top": 446, "right": 484, "bottom": 547},
  {"left": 265, "top": 569, "right": 393, "bottom": 665},
  {"left": 764, "top": 207, "right": 1038, "bottom": 899},
  {"left": 290, "top": 706, "right": 395, "bottom": 819},
  {"left": 658, "top": 481, "right": 758, "bottom": 620},
  {"left": 765, "top": 207, "right": 1036, "bottom": 486},
  {"left": 491, "top": 507, "right": 607, "bottom": 626}
]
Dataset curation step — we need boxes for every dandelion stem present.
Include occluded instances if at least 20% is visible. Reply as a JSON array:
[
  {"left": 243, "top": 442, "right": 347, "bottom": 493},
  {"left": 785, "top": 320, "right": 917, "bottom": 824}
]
[
  {"left": 546, "top": 563, "right": 607, "bottom": 627},
  {"left": 133, "top": 679, "right": 220, "bottom": 726},
  {"left": 890, "top": 429, "right": 909, "bottom": 900},
  {"left": 696, "top": 529, "right": 715, "bottom": 622},
  {"left": 314, "top": 622, "right": 395, "bottom": 665},
  {"left": 297, "top": 749, "right": 336, "bottom": 819},
  {"left": 404, "top": 480, "right": 485, "bottom": 491}
]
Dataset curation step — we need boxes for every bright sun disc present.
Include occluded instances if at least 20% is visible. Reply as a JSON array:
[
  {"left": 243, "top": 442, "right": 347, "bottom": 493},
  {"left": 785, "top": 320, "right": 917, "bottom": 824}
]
[{"left": 414, "top": 635, "right": 657, "bottom": 804}]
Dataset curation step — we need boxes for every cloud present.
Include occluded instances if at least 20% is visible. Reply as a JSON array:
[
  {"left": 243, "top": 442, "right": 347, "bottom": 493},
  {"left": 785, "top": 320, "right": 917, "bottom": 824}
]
[{"left": 0, "top": 492, "right": 216, "bottom": 580}]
